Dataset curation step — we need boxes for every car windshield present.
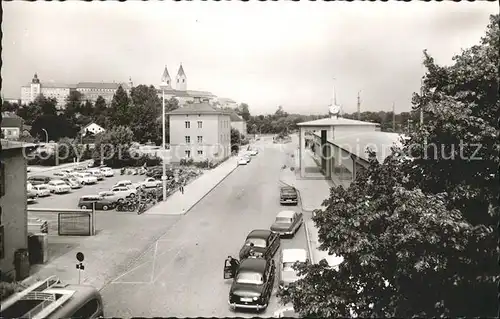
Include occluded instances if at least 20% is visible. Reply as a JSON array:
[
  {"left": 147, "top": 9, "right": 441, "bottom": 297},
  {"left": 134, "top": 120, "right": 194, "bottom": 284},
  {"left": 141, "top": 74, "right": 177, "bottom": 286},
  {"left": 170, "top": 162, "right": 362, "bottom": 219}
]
[
  {"left": 245, "top": 238, "right": 266, "bottom": 248},
  {"left": 37, "top": 186, "right": 47, "bottom": 190},
  {"left": 276, "top": 217, "right": 293, "bottom": 224},
  {"left": 236, "top": 272, "right": 263, "bottom": 285}
]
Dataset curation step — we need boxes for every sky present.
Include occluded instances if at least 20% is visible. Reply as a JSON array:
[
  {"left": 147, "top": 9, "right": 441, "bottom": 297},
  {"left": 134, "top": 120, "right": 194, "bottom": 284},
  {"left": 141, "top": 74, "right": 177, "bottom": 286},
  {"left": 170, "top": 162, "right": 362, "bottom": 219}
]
[{"left": 2, "top": 1, "right": 497, "bottom": 115}]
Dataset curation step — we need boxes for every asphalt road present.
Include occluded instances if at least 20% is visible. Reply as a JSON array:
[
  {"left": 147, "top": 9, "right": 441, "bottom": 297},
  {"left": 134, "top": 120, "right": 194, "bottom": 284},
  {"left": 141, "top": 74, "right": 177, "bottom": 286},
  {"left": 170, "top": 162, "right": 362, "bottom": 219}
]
[
  {"left": 28, "top": 171, "right": 146, "bottom": 235},
  {"left": 100, "top": 138, "right": 309, "bottom": 317}
]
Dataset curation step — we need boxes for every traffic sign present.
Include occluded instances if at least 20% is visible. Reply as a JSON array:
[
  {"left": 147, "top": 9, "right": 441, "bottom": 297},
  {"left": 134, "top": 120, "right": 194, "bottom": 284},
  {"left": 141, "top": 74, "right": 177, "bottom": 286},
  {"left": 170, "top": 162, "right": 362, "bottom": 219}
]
[{"left": 76, "top": 252, "right": 84, "bottom": 262}]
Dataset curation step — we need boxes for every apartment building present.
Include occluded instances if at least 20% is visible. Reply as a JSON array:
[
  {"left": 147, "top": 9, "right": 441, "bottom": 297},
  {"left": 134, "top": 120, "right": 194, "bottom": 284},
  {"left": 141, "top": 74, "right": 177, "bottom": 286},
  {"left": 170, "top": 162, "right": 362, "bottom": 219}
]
[{"left": 167, "top": 102, "right": 231, "bottom": 163}]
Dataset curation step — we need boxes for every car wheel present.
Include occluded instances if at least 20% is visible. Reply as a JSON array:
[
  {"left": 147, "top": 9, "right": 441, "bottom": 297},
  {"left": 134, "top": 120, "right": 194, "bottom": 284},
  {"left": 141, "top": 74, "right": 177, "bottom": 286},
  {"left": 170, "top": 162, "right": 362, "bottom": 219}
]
[
  {"left": 117, "top": 198, "right": 124, "bottom": 203},
  {"left": 80, "top": 205, "right": 87, "bottom": 209},
  {"left": 102, "top": 205, "right": 109, "bottom": 211}
]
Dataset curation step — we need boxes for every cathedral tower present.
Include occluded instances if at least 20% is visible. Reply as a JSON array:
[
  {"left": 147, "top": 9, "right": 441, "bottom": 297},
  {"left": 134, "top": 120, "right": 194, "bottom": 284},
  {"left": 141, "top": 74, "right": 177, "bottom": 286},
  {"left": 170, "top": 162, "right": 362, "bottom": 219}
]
[
  {"left": 31, "top": 73, "right": 41, "bottom": 102},
  {"left": 161, "top": 65, "right": 172, "bottom": 89},
  {"left": 175, "top": 63, "right": 187, "bottom": 91}
]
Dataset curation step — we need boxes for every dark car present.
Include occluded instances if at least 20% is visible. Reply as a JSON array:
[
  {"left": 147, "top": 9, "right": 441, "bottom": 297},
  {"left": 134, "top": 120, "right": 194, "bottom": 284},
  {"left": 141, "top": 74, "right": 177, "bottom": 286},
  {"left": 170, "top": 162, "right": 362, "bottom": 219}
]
[
  {"left": 28, "top": 175, "right": 52, "bottom": 186},
  {"left": 239, "top": 230, "right": 280, "bottom": 260},
  {"left": 78, "top": 195, "right": 116, "bottom": 211},
  {"left": 280, "top": 186, "right": 298, "bottom": 205},
  {"left": 270, "top": 210, "right": 303, "bottom": 237},
  {"left": 227, "top": 257, "right": 276, "bottom": 311}
]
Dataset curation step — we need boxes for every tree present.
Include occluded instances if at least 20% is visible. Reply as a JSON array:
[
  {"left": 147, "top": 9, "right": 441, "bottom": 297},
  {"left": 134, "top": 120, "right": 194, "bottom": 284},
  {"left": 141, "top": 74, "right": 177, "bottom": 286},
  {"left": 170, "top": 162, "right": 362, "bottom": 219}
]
[
  {"left": 92, "top": 126, "right": 134, "bottom": 167},
  {"left": 109, "top": 86, "right": 131, "bottom": 127},
  {"left": 2, "top": 101, "right": 18, "bottom": 112},
  {"left": 129, "top": 85, "right": 161, "bottom": 143},
  {"left": 81, "top": 100, "right": 94, "bottom": 117},
  {"left": 278, "top": 14, "right": 498, "bottom": 317},
  {"left": 93, "top": 96, "right": 109, "bottom": 128},
  {"left": 236, "top": 102, "right": 251, "bottom": 121},
  {"left": 230, "top": 128, "right": 242, "bottom": 152},
  {"left": 64, "top": 91, "right": 83, "bottom": 119}
]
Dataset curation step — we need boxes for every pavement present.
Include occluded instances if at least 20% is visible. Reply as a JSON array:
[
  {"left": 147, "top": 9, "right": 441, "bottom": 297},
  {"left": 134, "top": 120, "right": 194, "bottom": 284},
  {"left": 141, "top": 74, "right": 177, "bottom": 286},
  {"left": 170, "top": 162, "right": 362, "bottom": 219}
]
[
  {"left": 99, "top": 138, "right": 309, "bottom": 318},
  {"left": 146, "top": 156, "right": 239, "bottom": 215}
]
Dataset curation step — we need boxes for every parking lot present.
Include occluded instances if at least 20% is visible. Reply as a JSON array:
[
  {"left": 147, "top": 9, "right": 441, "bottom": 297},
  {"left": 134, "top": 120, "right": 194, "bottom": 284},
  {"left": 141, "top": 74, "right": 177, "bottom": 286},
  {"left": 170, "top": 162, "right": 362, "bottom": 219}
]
[{"left": 28, "top": 169, "right": 147, "bottom": 235}]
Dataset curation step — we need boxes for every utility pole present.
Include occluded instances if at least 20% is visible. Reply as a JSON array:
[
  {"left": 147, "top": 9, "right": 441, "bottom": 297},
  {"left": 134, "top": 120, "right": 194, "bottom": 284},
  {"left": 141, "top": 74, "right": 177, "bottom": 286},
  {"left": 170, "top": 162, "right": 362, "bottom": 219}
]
[
  {"left": 357, "top": 91, "right": 361, "bottom": 120},
  {"left": 392, "top": 101, "right": 396, "bottom": 131}
]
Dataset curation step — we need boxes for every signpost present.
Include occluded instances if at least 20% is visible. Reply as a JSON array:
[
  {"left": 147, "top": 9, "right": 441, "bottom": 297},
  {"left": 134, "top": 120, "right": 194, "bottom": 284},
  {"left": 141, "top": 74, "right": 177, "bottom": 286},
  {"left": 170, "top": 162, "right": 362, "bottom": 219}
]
[{"left": 76, "top": 252, "right": 85, "bottom": 284}]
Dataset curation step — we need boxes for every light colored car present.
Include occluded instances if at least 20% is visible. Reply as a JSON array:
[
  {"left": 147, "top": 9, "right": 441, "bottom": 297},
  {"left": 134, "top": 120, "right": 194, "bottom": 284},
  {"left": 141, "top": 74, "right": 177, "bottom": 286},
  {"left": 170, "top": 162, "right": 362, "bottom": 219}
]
[
  {"left": 99, "top": 167, "right": 114, "bottom": 177},
  {"left": 86, "top": 169, "right": 104, "bottom": 181},
  {"left": 279, "top": 248, "right": 309, "bottom": 289},
  {"left": 113, "top": 180, "right": 141, "bottom": 190},
  {"left": 110, "top": 186, "right": 137, "bottom": 198},
  {"left": 31, "top": 184, "right": 51, "bottom": 197},
  {"left": 72, "top": 172, "right": 98, "bottom": 185},
  {"left": 27, "top": 182, "right": 33, "bottom": 192},
  {"left": 62, "top": 177, "right": 82, "bottom": 189},
  {"left": 53, "top": 171, "right": 70, "bottom": 179},
  {"left": 46, "top": 180, "right": 71, "bottom": 194},
  {"left": 141, "top": 177, "right": 162, "bottom": 188},
  {"left": 243, "top": 154, "right": 252, "bottom": 162},
  {"left": 273, "top": 305, "right": 299, "bottom": 318},
  {"left": 238, "top": 157, "right": 249, "bottom": 165},
  {"left": 270, "top": 210, "right": 303, "bottom": 237},
  {"left": 98, "top": 191, "right": 128, "bottom": 203}
]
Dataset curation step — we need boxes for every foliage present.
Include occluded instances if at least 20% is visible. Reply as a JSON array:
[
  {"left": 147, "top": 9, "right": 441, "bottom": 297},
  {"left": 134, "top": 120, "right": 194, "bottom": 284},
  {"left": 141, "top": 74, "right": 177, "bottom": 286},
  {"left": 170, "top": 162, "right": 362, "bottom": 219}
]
[
  {"left": 92, "top": 126, "right": 134, "bottom": 168},
  {"left": 179, "top": 158, "right": 214, "bottom": 168},
  {"left": 93, "top": 96, "right": 109, "bottom": 128},
  {"left": 130, "top": 85, "right": 162, "bottom": 144},
  {"left": 64, "top": 91, "right": 83, "bottom": 120},
  {"left": 279, "top": 14, "right": 498, "bottom": 318},
  {"left": 0, "top": 271, "right": 26, "bottom": 302},
  {"left": 109, "top": 85, "right": 132, "bottom": 127},
  {"left": 236, "top": 102, "right": 251, "bottom": 121}
]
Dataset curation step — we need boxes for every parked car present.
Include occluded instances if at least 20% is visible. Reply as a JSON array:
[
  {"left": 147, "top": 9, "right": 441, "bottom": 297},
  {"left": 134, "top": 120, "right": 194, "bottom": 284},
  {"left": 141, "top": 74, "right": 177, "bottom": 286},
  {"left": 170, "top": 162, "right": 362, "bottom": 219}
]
[
  {"left": 86, "top": 169, "right": 104, "bottom": 181},
  {"left": 53, "top": 171, "right": 70, "bottom": 179},
  {"left": 270, "top": 210, "right": 303, "bottom": 237},
  {"left": 141, "top": 177, "right": 162, "bottom": 188},
  {"left": 72, "top": 172, "right": 98, "bottom": 185},
  {"left": 27, "top": 190, "right": 38, "bottom": 203},
  {"left": 78, "top": 195, "right": 116, "bottom": 210},
  {"left": 27, "top": 166, "right": 32, "bottom": 173},
  {"left": 278, "top": 248, "right": 308, "bottom": 289},
  {"left": 279, "top": 186, "right": 298, "bottom": 205},
  {"left": 31, "top": 184, "right": 51, "bottom": 197},
  {"left": 238, "top": 157, "right": 249, "bottom": 165},
  {"left": 243, "top": 154, "right": 252, "bottom": 162},
  {"left": 110, "top": 185, "right": 137, "bottom": 198},
  {"left": 227, "top": 257, "right": 276, "bottom": 311},
  {"left": 46, "top": 180, "right": 71, "bottom": 194},
  {"left": 28, "top": 217, "right": 48, "bottom": 235},
  {"left": 28, "top": 175, "right": 52, "bottom": 186},
  {"left": 61, "top": 177, "right": 83, "bottom": 189},
  {"left": 99, "top": 167, "right": 115, "bottom": 177},
  {"left": 98, "top": 191, "right": 128, "bottom": 203},
  {"left": 239, "top": 230, "right": 280, "bottom": 260},
  {"left": 113, "top": 180, "right": 141, "bottom": 190}
]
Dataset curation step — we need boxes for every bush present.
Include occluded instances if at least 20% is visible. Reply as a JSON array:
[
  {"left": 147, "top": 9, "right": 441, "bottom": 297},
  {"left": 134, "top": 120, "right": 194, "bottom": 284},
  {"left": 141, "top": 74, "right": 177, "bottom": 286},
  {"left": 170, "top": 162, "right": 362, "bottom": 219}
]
[
  {"left": 0, "top": 272, "right": 25, "bottom": 302},
  {"left": 179, "top": 158, "right": 194, "bottom": 166}
]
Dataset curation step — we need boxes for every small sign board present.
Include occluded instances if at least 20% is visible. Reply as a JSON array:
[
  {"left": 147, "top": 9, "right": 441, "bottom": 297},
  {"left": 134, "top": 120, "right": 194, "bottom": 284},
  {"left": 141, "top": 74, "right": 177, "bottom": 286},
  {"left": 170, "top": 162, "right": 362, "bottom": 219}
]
[{"left": 58, "top": 213, "right": 91, "bottom": 236}]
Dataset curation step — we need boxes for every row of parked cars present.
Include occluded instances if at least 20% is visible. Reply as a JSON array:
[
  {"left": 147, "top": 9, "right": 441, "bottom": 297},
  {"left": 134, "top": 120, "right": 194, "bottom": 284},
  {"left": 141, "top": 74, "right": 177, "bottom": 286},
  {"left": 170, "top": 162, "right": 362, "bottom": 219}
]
[
  {"left": 26, "top": 166, "right": 116, "bottom": 203},
  {"left": 238, "top": 147, "right": 259, "bottom": 165}
]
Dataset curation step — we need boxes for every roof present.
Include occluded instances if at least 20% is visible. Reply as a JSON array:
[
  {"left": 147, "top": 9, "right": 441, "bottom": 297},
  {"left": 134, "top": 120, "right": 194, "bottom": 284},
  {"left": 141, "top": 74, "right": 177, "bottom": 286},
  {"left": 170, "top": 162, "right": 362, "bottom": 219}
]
[
  {"left": 177, "top": 64, "right": 186, "bottom": 77},
  {"left": 167, "top": 102, "right": 231, "bottom": 115},
  {"left": 247, "top": 229, "right": 272, "bottom": 240},
  {"left": 218, "top": 97, "right": 237, "bottom": 104},
  {"left": 277, "top": 211, "right": 295, "bottom": 218},
  {"left": 229, "top": 111, "right": 244, "bottom": 122},
  {"left": 82, "top": 122, "right": 104, "bottom": 130},
  {"left": 298, "top": 117, "right": 378, "bottom": 127},
  {"left": 187, "top": 90, "right": 216, "bottom": 98},
  {"left": 239, "top": 257, "right": 267, "bottom": 273},
  {"left": 282, "top": 248, "right": 308, "bottom": 262},
  {"left": 313, "top": 131, "right": 404, "bottom": 163},
  {"left": 161, "top": 65, "right": 171, "bottom": 81},
  {"left": 280, "top": 185, "right": 296, "bottom": 191},
  {"left": 22, "top": 82, "right": 75, "bottom": 89},
  {"left": 77, "top": 82, "right": 128, "bottom": 90},
  {"left": 46, "top": 284, "right": 101, "bottom": 319}
]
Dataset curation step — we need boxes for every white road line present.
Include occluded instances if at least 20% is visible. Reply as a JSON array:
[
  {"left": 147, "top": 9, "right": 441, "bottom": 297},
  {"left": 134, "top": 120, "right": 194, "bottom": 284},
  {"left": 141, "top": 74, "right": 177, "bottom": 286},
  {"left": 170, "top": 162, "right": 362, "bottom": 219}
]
[
  {"left": 150, "top": 241, "right": 158, "bottom": 282},
  {"left": 111, "top": 260, "right": 153, "bottom": 283},
  {"left": 152, "top": 248, "right": 183, "bottom": 283},
  {"left": 109, "top": 281, "right": 150, "bottom": 284}
]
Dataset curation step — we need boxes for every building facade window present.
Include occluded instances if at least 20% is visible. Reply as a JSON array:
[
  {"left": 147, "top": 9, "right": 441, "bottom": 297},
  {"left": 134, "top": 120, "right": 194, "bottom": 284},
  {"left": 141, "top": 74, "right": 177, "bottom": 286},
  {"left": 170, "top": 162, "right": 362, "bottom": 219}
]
[
  {"left": 197, "top": 150, "right": 203, "bottom": 155},
  {"left": 197, "top": 121, "right": 202, "bottom": 128},
  {"left": 185, "top": 136, "right": 191, "bottom": 144},
  {"left": 197, "top": 136, "right": 203, "bottom": 143},
  {"left": 185, "top": 121, "right": 190, "bottom": 129},
  {"left": 185, "top": 150, "right": 191, "bottom": 158}
]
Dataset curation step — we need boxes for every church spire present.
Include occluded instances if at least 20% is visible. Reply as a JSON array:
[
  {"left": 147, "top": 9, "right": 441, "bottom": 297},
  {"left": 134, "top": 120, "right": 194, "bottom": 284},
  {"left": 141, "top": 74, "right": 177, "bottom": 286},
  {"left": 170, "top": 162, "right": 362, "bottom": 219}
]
[
  {"left": 161, "top": 65, "right": 171, "bottom": 82},
  {"left": 177, "top": 63, "right": 186, "bottom": 77}
]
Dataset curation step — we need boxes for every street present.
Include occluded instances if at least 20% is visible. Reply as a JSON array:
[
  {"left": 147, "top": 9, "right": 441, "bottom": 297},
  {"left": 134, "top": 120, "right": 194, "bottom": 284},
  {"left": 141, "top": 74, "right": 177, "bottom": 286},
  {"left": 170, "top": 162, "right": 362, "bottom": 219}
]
[{"left": 100, "top": 139, "right": 309, "bottom": 317}]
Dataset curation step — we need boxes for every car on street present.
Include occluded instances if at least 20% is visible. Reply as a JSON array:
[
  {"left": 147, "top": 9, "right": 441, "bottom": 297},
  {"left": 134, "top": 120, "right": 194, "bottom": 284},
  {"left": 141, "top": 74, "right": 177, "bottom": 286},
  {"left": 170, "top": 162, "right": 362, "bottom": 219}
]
[
  {"left": 46, "top": 180, "right": 71, "bottom": 194},
  {"left": 239, "top": 229, "right": 280, "bottom": 260},
  {"left": 86, "top": 169, "right": 104, "bottom": 181},
  {"left": 28, "top": 175, "right": 52, "bottom": 186},
  {"left": 31, "top": 184, "right": 51, "bottom": 197},
  {"left": 98, "top": 191, "right": 128, "bottom": 203},
  {"left": 110, "top": 185, "right": 137, "bottom": 198},
  {"left": 78, "top": 195, "right": 116, "bottom": 210},
  {"left": 270, "top": 210, "right": 303, "bottom": 237},
  {"left": 71, "top": 172, "right": 98, "bottom": 185},
  {"left": 280, "top": 185, "right": 298, "bottom": 205},
  {"left": 243, "top": 154, "right": 251, "bottom": 162},
  {"left": 141, "top": 177, "right": 162, "bottom": 188},
  {"left": 27, "top": 217, "right": 48, "bottom": 235},
  {"left": 227, "top": 257, "right": 276, "bottom": 311},
  {"left": 61, "top": 177, "right": 83, "bottom": 189},
  {"left": 247, "top": 146, "right": 259, "bottom": 156},
  {"left": 113, "top": 180, "right": 141, "bottom": 190},
  {"left": 27, "top": 190, "right": 38, "bottom": 203},
  {"left": 238, "top": 157, "right": 249, "bottom": 165},
  {"left": 99, "top": 167, "right": 115, "bottom": 177},
  {"left": 278, "top": 248, "right": 308, "bottom": 289},
  {"left": 273, "top": 305, "right": 299, "bottom": 318}
]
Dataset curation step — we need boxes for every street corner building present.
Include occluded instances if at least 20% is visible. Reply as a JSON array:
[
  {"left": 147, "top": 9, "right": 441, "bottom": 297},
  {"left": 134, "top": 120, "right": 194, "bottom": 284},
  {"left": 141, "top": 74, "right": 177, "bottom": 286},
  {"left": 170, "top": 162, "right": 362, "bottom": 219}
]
[
  {"left": 0, "top": 140, "right": 33, "bottom": 278},
  {"left": 167, "top": 102, "right": 232, "bottom": 164}
]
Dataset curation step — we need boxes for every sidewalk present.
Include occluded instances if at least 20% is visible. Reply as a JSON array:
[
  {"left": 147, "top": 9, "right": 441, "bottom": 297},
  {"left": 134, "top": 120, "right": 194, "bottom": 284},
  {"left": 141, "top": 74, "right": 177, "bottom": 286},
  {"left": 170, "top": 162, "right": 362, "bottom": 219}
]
[{"left": 146, "top": 156, "right": 239, "bottom": 215}]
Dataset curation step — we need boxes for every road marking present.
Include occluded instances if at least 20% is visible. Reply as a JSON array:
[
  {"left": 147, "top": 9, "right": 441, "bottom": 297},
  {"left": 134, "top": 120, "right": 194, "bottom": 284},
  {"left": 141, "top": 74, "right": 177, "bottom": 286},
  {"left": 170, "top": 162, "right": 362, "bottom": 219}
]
[
  {"left": 108, "top": 281, "right": 150, "bottom": 284},
  {"left": 111, "top": 260, "right": 153, "bottom": 283},
  {"left": 150, "top": 241, "right": 158, "bottom": 282},
  {"left": 152, "top": 248, "right": 183, "bottom": 283}
]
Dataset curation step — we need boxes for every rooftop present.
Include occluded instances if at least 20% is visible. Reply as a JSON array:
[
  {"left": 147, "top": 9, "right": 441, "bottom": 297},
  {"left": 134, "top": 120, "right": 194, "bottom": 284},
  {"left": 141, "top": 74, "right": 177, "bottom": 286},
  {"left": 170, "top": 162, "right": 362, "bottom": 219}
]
[
  {"left": 239, "top": 257, "right": 267, "bottom": 273},
  {"left": 167, "top": 102, "right": 230, "bottom": 115},
  {"left": 298, "top": 117, "right": 379, "bottom": 127},
  {"left": 218, "top": 97, "right": 237, "bottom": 104},
  {"left": 229, "top": 111, "right": 244, "bottom": 122},
  {"left": 277, "top": 210, "right": 296, "bottom": 218},
  {"left": 247, "top": 229, "right": 272, "bottom": 239},
  {"left": 77, "top": 82, "right": 128, "bottom": 90}
]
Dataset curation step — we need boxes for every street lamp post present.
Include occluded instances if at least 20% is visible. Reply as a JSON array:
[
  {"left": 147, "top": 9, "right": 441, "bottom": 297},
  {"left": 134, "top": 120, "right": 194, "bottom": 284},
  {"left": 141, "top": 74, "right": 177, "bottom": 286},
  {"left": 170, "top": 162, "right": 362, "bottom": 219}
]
[
  {"left": 41, "top": 128, "right": 48, "bottom": 143},
  {"left": 160, "top": 82, "right": 168, "bottom": 202}
]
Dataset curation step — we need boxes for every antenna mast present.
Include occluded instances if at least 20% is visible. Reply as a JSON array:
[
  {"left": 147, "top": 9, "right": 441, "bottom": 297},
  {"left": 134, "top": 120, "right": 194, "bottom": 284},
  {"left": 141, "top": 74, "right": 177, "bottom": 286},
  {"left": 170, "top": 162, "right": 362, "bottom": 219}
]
[{"left": 357, "top": 91, "right": 361, "bottom": 120}]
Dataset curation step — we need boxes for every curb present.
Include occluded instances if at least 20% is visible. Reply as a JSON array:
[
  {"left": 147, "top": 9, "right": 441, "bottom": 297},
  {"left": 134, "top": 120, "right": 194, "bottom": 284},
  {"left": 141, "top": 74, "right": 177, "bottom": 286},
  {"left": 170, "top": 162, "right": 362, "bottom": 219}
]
[{"left": 179, "top": 163, "right": 239, "bottom": 215}]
